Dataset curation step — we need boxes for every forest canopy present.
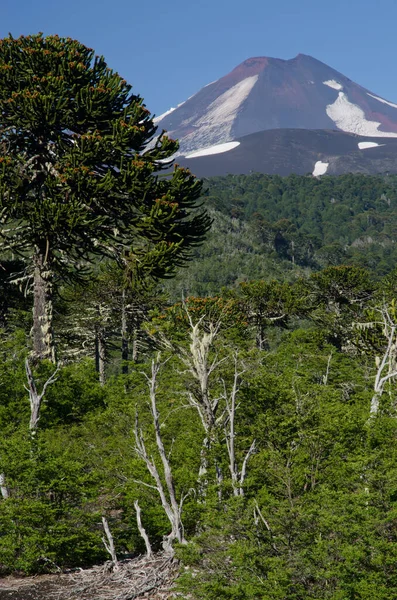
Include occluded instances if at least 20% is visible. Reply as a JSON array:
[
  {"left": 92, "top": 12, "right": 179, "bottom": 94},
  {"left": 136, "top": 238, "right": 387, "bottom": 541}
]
[
  {"left": 0, "top": 33, "right": 210, "bottom": 362},
  {"left": 164, "top": 172, "right": 397, "bottom": 298}
]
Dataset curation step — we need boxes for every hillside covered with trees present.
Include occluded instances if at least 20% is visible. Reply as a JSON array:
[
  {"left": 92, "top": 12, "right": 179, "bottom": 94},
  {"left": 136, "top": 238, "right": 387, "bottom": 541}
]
[
  {"left": 2, "top": 33, "right": 397, "bottom": 600},
  {"left": 2, "top": 264, "right": 397, "bottom": 599},
  {"left": 165, "top": 173, "right": 397, "bottom": 298}
]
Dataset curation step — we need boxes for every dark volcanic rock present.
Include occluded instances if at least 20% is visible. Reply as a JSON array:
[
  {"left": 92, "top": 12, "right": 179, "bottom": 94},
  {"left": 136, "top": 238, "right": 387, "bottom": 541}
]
[
  {"left": 155, "top": 54, "right": 397, "bottom": 156},
  {"left": 177, "top": 129, "right": 397, "bottom": 177}
]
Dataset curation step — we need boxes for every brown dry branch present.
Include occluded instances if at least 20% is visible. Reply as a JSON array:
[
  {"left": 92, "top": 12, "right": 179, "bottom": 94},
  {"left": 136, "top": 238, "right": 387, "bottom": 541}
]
[
  {"left": 63, "top": 552, "right": 180, "bottom": 600},
  {"left": 0, "top": 553, "right": 181, "bottom": 600}
]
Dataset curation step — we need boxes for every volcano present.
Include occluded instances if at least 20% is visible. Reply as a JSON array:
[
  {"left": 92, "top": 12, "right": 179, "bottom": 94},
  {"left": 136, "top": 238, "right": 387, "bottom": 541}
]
[{"left": 153, "top": 54, "right": 397, "bottom": 176}]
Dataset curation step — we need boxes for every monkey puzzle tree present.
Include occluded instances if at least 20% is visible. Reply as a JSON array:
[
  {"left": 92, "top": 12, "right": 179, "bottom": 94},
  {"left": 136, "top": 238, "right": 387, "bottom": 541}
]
[{"left": 0, "top": 33, "right": 210, "bottom": 361}]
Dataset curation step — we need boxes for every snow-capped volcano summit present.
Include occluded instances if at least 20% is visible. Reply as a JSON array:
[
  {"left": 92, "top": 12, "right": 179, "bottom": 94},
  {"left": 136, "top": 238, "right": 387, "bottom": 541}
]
[{"left": 154, "top": 54, "right": 397, "bottom": 156}]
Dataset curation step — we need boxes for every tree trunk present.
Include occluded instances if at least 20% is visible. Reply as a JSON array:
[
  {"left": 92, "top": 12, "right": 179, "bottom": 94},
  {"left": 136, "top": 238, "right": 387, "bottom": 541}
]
[
  {"left": 95, "top": 331, "right": 100, "bottom": 374},
  {"left": 149, "top": 360, "right": 186, "bottom": 545},
  {"left": 26, "top": 358, "right": 58, "bottom": 445},
  {"left": 98, "top": 331, "right": 106, "bottom": 386},
  {"left": 0, "top": 473, "right": 9, "bottom": 499},
  {"left": 94, "top": 303, "right": 107, "bottom": 386},
  {"left": 32, "top": 249, "right": 55, "bottom": 363},
  {"left": 121, "top": 289, "right": 129, "bottom": 374},
  {"left": 134, "top": 358, "right": 187, "bottom": 552},
  {"left": 256, "top": 322, "right": 269, "bottom": 350},
  {"left": 134, "top": 500, "right": 152, "bottom": 557},
  {"left": 101, "top": 517, "right": 119, "bottom": 571},
  {"left": 132, "top": 330, "right": 139, "bottom": 362}
]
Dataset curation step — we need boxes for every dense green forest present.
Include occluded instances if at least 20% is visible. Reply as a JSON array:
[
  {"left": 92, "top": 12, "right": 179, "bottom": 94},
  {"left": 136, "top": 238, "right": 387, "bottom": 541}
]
[
  {"left": 2, "top": 262, "right": 397, "bottom": 599},
  {"left": 166, "top": 173, "right": 397, "bottom": 298},
  {"left": 2, "top": 176, "right": 397, "bottom": 598},
  {"left": 2, "top": 33, "right": 397, "bottom": 600}
]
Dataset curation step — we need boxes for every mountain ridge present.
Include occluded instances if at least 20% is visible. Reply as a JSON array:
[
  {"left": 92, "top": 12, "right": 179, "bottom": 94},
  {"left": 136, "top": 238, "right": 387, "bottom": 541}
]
[{"left": 154, "top": 53, "right": 397, "bottom": 160}]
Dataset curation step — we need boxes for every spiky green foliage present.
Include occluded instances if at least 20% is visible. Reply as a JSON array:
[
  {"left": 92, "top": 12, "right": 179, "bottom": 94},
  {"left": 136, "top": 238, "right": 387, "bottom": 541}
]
[
  {"left": 0, "top": 33, "right": 210, "bottom": 358},
  {"left": 0, "top": 33, "right": 210, "bottom": 278}
]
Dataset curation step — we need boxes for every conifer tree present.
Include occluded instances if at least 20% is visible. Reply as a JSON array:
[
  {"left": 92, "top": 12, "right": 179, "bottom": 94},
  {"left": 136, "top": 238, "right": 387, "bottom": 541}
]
[{"left": 0, "top": 33, "right": 210, "bottom": 361}]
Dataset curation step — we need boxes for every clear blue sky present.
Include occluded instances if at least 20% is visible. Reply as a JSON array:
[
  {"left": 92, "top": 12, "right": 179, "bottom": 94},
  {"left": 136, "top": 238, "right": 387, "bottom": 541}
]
[{"left": 2, "top": 0, "right": 397, "bottom": 118}]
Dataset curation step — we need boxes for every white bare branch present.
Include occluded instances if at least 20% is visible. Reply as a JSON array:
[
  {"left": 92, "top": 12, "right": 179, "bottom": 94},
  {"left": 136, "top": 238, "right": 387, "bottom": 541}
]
[
  {"left": 369, "top": 308, "right": 397, "bottom": 417},
  {"left": 254, "top": 501, "right": 279, "bottom": 554},
  {"left": 0, "top": 473, "right": 9, "bottom": 499},
  {"left": 134, "top": 356, "right": 186, "bottom": 553},
  {"left": 131, "top": 479, "right": 158, "bottom": 491},
  {"left": 25, "top": 359, "right": 59, "bottom": 433},
  {"left": 101, "top": 517, "right": 119, "bottom": 571},
  {"left": 134, "top": 500, "right": 152, "bottom": 558},
  {"left": 178, "top": 314, "right": 223, "bottom": 434},
  {"left": 223, "top": 356, "right": 255, "bottom": 496},
  {"left": 240, "top": 440, "right": 256, "bottom": 487},
  {"left": 322, "top": 352, "right": 332, "bottom": 386}
]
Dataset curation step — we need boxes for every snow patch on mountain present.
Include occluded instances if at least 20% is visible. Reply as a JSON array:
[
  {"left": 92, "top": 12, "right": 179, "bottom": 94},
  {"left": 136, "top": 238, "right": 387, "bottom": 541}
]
[
  {"left": 326, "top": 92, "right": 397, "bottom": 137},
  {"left": 185, "top": 141, "right": 240, "bottom": 158},
  {"left": 179, "top": 75, "right": 259, "bottom": 152},
  {"left": 154, "top": 107, "right": 176, "bottom": 124},
  {"left": 154, "top": 102, "right": 185, "bottom": 124},
  {"left": 367, "top": 93, "right": 397, "bottom": 110},
  {"left": 313, "top": 161, "right": 329, "bottom": 176},
  {"left": 358, "top": 141, "right": 384, "bottom": 149},
  {"left": 323, "top": 80, "right": 343, "bottom": 91}
]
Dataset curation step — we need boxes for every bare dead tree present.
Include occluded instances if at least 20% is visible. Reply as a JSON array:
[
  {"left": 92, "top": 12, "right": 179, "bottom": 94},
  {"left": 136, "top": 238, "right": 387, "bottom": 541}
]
[
  {"left": 121, "top": 288, "right": 129, "bottom": 374},
  {"left": 370, "top": 309, "right": 397, "bottom": 417},
  {"left": 223, "top": 357, "right": 256, "bottom": 496},
  {"left": 181, "top": 314, "right": 225, "bottom": 435},
  {"left": 134, "top": 500, "right": 152, "bottom": 558},
  {"left": 101, "top": 517, "right": 120, "bottom": 571},
  {"left": 353, "top": 305, "right": 397, "bottom": 418},
  {"left": 253, "top": 500, "right": 280, "bottom": 554},
  {"left": 322, "top": 352, "right": 333, "bottom": 386},
  {"left": 175, "top": 309, "right": 229, "bottom": 487},
  {"left": 24, "top": 358, "right": 59, "bottom": 434},
  {"left": 0, "top": 473, "right": 9, "bottom": 499},
  {"left": 355, "top": 306, "right": 397, "bottom": 418},
  {"left": 134, "top": 355, "right": 187, "bottom": 554},
  {"left": 0, "top": 358, "right": 54, "bottom": 500},
  {"left": 96, "top": 328, "right": 107, "bottom": 386},
  {"left": 155, "top": 304, "right": 256, "bottom": 495},
  {"left": 153, "top": 302, "right": 226, "bottom": 434}
]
